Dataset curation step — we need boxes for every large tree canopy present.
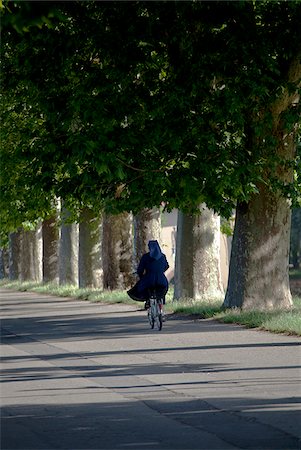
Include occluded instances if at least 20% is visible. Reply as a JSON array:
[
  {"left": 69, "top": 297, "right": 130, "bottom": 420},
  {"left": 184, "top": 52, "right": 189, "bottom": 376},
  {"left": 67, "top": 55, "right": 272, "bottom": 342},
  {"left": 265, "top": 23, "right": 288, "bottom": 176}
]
[
  {"left": 1, "top": 1, "right": 300, "bottom": 309},
  {"left": 1, "top": 1, "right": 300, "bottom": 222}
]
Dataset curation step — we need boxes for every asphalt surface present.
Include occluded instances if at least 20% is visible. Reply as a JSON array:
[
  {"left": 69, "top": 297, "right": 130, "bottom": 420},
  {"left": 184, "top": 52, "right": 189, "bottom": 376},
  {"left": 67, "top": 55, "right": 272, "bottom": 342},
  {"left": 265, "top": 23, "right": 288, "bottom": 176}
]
[{"left": 0, "top": 287, "right": 300, "bottom": 450}]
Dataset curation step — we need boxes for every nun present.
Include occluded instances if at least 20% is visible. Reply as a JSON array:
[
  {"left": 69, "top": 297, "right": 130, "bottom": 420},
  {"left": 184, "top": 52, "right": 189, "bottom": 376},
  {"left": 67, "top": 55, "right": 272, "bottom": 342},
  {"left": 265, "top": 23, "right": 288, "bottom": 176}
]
[{"left": 127, "top": 240, "right": 169, "bottom": 305}]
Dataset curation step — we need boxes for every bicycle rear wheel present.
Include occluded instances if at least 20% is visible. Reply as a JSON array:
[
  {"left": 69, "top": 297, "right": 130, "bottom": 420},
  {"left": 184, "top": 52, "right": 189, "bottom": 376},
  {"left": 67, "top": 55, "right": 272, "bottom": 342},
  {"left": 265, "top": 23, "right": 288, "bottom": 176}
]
[
  {"left": 148, "top": 308, "right": 154, "bottom": 328},
  {"left": 154, "top": 303, "right": 163, "bottom": 331},
  {"left": 147, "top": 296, "right": 163, "bottom": 331}
]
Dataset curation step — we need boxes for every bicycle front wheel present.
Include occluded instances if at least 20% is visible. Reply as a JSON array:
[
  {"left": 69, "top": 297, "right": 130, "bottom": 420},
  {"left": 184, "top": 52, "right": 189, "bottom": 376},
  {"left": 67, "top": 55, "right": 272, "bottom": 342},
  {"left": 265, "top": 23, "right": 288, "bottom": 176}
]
[{"left": 148, "top": 310, "right": 153, "bottom": 328}]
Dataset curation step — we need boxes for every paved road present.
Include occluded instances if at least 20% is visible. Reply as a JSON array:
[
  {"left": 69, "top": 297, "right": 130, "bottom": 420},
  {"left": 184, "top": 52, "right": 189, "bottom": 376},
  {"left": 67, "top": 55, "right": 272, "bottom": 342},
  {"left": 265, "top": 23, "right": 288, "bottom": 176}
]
[{"left": 1, "top": 288, "right": 300, "bottom": 450}]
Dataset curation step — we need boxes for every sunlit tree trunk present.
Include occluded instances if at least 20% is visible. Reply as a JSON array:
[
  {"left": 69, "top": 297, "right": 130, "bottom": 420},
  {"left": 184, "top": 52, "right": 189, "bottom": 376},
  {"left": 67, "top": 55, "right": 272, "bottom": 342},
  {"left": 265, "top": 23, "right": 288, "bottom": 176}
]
[
  {"left": 9, "top": 230, "right": 22, "bottom": 280},
  {"left": 174, "top": 205, "right": 224, "bottom": 301},
  {"left": 20, "top": 224, "right": 43, "bottom": 282},
  {"left": 42, "top": 215, "right": 60, "bottom": 284},
  {"left": 59, "top": 207, "right": 79, "bottom": 286},
  {"left": 223, "top": 50, "right": 300, "bottom": 310},
  {"left": 102, "top": 212, "right": 133, "bottom": 290},
  {"left": 224, "top": 187, "right": 293, "bottom": 310},
  {"left": 78, "top": 208, "right": 103, "bottom": 289},
  {"left": 133, "top": 207, "right": 161, "bottom": 270}
]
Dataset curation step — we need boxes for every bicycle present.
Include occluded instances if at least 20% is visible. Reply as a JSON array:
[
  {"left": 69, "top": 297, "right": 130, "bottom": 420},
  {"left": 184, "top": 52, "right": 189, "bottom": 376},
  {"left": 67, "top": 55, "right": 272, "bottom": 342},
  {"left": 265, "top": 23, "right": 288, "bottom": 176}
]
[{"left": 147, "top": 292, "right": 163, "bottom": 331}]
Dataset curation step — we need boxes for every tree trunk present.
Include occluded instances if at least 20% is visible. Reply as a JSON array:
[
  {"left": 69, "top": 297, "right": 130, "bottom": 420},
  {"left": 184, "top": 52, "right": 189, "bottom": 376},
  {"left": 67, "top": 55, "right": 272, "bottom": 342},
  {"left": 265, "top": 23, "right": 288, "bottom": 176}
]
[
  {"left": 78, "top": 208, "right": 103, "bottom": 289},
  {"left": 0, "top": 250, "right": 4, "bottom": 279},
  {"left": 9, "top": 230, "right": 22, "bottom": 280},
  {"left": 102, "top": 212, "right": 133, "bottom": 290},
  {"left": 290, "top": 208, "right": 301, "bottom": 269},
  {"left": 20, "top": 225, "right": 43, "bottom": 282},
  {"left": 224, "top": 56, "right": 299, "bottom": 310},
  {"left": 42, "top": 216, "right": 60, "bottom": 284},
  {"left": 59, "top": 208, "right": 79, "bottom": 286},
  {"left": 133, "top": 208, "right": 161, "bottom": 270},
  {"left": 174, "top": 205, "right": 224, "bottom": 301},
  {"left": 224, "top": 187, "right": 293, "bottom": 310},
  {"left": 0, "top": 247, "right": 9, "bottom": 279}
]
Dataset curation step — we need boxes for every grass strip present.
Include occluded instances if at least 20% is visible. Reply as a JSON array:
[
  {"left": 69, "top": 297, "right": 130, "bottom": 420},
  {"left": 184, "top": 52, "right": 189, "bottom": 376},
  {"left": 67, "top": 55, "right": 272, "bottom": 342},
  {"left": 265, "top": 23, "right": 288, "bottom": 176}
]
[
  {"left": 216, "top": 307, "right": 301, "bottom": 336},
  {"left": 1, "top": 279, "right": 300, "bottom": 336}
]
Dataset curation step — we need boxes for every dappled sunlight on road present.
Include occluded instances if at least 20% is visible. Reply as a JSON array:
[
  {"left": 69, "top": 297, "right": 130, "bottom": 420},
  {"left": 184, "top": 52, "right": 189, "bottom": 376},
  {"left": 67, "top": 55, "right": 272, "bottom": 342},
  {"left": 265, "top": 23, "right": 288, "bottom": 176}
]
[{"left": 1, "top": 288, "right": 300, "bottom": 449}]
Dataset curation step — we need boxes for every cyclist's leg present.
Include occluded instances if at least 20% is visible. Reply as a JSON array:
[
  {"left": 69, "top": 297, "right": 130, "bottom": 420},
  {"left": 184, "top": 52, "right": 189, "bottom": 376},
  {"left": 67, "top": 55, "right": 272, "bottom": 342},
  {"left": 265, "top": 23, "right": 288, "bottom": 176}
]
[
  {"left": 162, "top": 287, "right": 168, "bottom": 305},
  {"left": 145, "top": 288, "right": 153, "bottom": 309},
  {"left": 159, "top": 286, "right": 168, "bottom": 322},
  {"left": 155, "top": 286, "right": 167, "bottom": 317},
  {"left": 155, "top": 286, "right": 167, "bottom": 303}
]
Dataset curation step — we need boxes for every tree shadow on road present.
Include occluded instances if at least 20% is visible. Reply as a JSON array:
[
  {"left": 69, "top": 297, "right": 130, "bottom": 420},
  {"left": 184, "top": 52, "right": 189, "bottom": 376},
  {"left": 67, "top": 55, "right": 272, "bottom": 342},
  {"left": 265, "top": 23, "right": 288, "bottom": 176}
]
[{"left": 1, "top": 397, "right": 300, "bottom": 450}]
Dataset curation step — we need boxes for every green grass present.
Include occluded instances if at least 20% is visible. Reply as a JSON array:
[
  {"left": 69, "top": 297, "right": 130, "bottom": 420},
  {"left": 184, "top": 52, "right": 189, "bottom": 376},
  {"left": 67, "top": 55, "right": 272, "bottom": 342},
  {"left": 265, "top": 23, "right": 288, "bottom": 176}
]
[
  {"left": 0, "top": 279, "right": 135, "bottom": 305},
  {"left": 1, "top": 278, "right": 300, "bottom": 336},
  {"left": 167, "top": 297, "right": 223, "bottom": 318},
  {"left": 216, "top": 307, "right": 301, "bottom": 336},
  {"left": 169, "top": 296, "right": 301, "bottom": 336}
]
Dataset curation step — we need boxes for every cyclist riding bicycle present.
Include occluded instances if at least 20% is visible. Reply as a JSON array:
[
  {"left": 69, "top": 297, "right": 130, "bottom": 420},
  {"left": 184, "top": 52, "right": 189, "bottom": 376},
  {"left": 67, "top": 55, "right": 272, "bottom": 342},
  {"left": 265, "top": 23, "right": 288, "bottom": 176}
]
[{"left": 127, "top": 240, "right": 169, "bottom": 309}]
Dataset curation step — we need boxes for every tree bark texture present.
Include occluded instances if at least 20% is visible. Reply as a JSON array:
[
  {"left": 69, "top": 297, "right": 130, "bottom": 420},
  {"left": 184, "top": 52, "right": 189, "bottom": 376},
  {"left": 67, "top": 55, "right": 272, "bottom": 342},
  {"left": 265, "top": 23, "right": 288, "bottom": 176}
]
[
  {"left": 224, "top": 187, "right": 293, "bottom": 310},
  {"left": 0, "top": 248, "right": 9, "bottom": 279},
  {"left": 20, "top": 225, "right": 43, "bottom": 282},
  {"left": 42, "top": 216, "right": 60, "bottom": 284},
  {"left": 59, "top": 208, "right": 79, "bottom": 286},
  {"left": 102, "top": 212, "right": 133, "bottom": 290},
  {"left": 174, "top": 206, "right": 224, "bottom": 301},
  {"left": 79, "top": 208, "right": 103, "bottom": 289},
  {"left": 133, "top": 208, "right": 162, "bottom": 270},
  {"left": 9, "top": 230, "right": 22, "bottom": 280},
  {"left": 290, "top": 208, "right": 301, "bottom": 269}
]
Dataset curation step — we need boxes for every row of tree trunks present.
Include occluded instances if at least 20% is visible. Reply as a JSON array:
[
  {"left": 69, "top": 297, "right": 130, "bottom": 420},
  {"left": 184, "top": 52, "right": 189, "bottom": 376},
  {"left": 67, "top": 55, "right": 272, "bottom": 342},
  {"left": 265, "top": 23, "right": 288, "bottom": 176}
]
[
  {"left": 5, "top": 206, "right": 225, "bottom": 303},
  {"left": 6, "top": 210, "right": 135, "bottom": 290},
  {"left": 3, "top": 196, "right": 294, "bottom": 310}
]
